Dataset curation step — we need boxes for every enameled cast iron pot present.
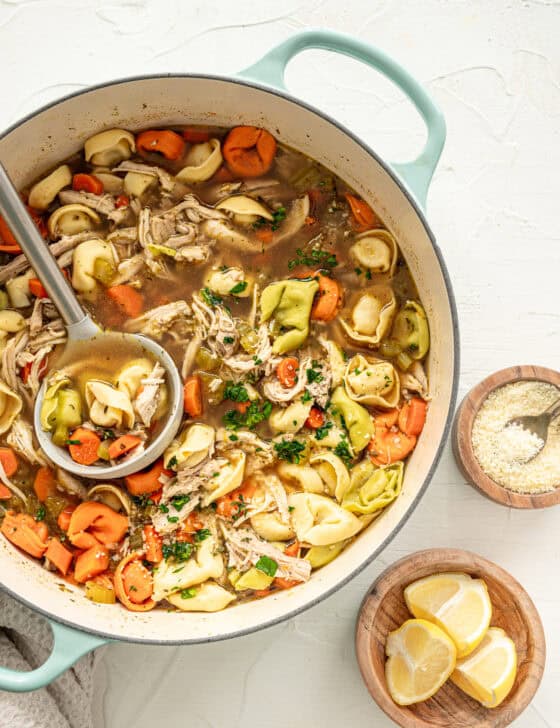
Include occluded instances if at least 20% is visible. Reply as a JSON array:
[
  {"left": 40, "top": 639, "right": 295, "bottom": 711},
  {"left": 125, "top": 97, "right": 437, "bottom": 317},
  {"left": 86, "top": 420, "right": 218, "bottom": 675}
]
[{"left": 0, "top": 30, "right": 459, "bottom": 691}]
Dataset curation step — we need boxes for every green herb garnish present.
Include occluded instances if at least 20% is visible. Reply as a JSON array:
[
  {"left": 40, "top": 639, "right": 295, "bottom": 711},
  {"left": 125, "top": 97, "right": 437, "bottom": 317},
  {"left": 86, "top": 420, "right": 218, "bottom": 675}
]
[
  {"left": 162, "top": 541, "right": 193, "bottom": 562},
  {"left": 229, "top": 281, "right": 248, "bottom": 295},
  {"left": 171, "top": 494, "right": 190, "bottom": 511},
  {"left": 314, "top": 421, "right": 333, "bottom": 441},
  {"left": 334, "top": 440, "right": 353, "bottom": 467},
  {"left": 255, "top": 555, "right": 278, "bottom": 577},
  {"left": 180, "top": 588, "right": 197, "bottom": 599},
  {"left": 274, "top": 438, "right": 306, "bottom": 464},
  {"left": 200, "top": 287, "right": 223, "bottom": 307},
  {"left": 223, "top": 336, "right": 234, "bottom": 344},
  {"left": 223, "top": 400, "right": 272, "bottom": 431},
  {"left": 65, "top": 439, "right": 81, "bottom": 446},
  {"left": 35, "top": 505, "right": 46, "bottom": 522},
  {"left": 194, "top": 528, "right": 211, "bottom": 543},
  {"left": 224, "top": 381, "right": 250, "bottom": 403},
  {"left": 288, "top": 247, "right": 338, "bottom": 271}
]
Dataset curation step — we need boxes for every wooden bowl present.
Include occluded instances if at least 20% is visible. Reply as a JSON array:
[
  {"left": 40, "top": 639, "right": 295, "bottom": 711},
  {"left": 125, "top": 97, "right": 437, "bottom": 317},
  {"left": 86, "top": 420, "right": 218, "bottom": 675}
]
[
  {"left": 355, "top": 548, "right": 546, "bottom": 728},
  {"left": 453, "top": 365, "right": 560, "bottom": 508}
]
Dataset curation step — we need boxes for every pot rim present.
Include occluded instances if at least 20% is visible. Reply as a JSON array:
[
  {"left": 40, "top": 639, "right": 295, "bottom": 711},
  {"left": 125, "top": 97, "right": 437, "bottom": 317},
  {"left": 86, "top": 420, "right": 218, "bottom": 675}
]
[{"left": 0, "top": 71, "right": 460, "bottom": 644}]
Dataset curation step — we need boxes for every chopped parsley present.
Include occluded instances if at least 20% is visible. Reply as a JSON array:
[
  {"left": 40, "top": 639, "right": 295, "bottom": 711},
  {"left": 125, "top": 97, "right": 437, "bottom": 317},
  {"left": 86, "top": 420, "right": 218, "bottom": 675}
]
[
  {"left": 301, "top": 390, "right": 313, "bottom": 403},
  {"left": 159, "top": 504, "right": 169, "bottom": 514},
  {"left": 180, "top": 588, "right": 197, "bottom": 599},
  {"left": 306, "top": 363, "right": 324, "bottom": 384},
  {"left": 200, "top": 287, "right": 223, "bottom": 307},
  {"left": 132, "top": 494, "right": 156, "bottom": 508},
  {"left": 167, "top": 516, "right": 179, "bottom": 524},
  {"left": 223, "top": 381, "right": 250, "bottom": 403},
  {"left": 167, "top": 455, "right": 178, "bottom": 469},
  {"left": 255, "top": 555, "right": 278, "bottom": 577},
  {"left": 194, "top": 528, "right": 211, "bottom": 543},
  {"left": 315, "top": 421, "right": 333, "bottom": 441},
  {"left": 65, "top": 439, "right": 81, "bottom": 446},
  {"left": 223, "top": 400, "right": 272, "bottom": 431},
  {"left": 274, "top": 438, "right": 306, "bottom": 464},
  {"left": 271, "top": 206, "right": 287, "bottom": 230},
  {"left": 231, "top": 494, "right": 248, "bottom": 517},
  {"left": 223, "top": 336, "right": 234, "bottom": 344},
  {"left": 162, "top": 541, "right": 193, "bottom": 563},
  {"left": 334, "top": 440, "right": 353, "bottom": 467},
  {"left": 229, "top": 281, "right": 248, "bottom": 295},
  {"left": 171, "top": 494, "right": 190, "bottom": 511},
  {"left": 35, "top": 505, "right": 46, "bottom": 522},
  {"left": 288, "top": 247, "right": 338, "bottom": 271}
]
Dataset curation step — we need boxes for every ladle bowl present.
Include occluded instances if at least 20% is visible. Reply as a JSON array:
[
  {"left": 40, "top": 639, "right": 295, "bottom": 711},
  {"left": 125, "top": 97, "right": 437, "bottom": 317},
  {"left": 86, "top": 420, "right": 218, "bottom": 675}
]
[{"left": 0, "top": 164, "right": 184, "bottom": 479}]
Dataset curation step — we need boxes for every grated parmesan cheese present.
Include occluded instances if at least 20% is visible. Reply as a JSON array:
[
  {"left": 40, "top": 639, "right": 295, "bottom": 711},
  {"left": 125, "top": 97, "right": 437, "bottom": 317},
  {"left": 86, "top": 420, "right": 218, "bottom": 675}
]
[{"left": 471, "top": 381, "right": 560, "bottom": 493}]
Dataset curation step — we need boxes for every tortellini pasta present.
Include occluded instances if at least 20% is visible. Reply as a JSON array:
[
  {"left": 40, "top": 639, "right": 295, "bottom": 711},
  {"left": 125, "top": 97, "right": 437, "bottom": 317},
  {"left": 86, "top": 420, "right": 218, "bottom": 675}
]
[
  {"left": 0, "top": 310, "right": 26, "bottom": 336},
  {"left": 349, "top": 229, "right": 398, "bottom": 276},
  {"left": 116, "top": 358, "right": 153, "bottom": 399},
  {"left": 288, "top": 492, "right": 362, "bottom": 546},
  {"left": 342, "top": 460, "right": 403, "bottom": 515},
  {"left": 309, "top": 451, "right": 350, "bottom": 502},
  {"left": 391, "top": 301, "right": 430, "bottom": 360},
  {"left": 92, "top": 170, "right": 124, "bottom": 194},
  {"left": 48, "top": 204, "right": 100, "bottom": 239},
  {"left": 28, "top": 165, "right": 72, "bottom": 211},
  {"left": 0, "top": 379, "right": 22, "bottom": 435},
  {"left": 176, "top": 139, "right": 223, "bottom": 183},
  {"left": 230, "top": 566, "right": 274, "bottom": 591},
  {"left": 6, "top": 270, "right": 35, "bottom": 308},
  {"left": 277, "top": 462, "right": 324, "bottom": 494},
  {"left": 164, "top": 423, "right": 215, "bottom": 470},
  {"left": 85, "top": 380, "right": 135, "bottom": 429},
  {"left": 152, "top": 529, "right": 224, "bottom": 601},
  {"left": 330, "top": 386, "right": 373, "bottom": 453},
  {"left": 344, "top": 354, "right": 400, "bottom": 409},
  {"left": 269, "top": 398, "right": 313, "bottom": 434},
  {"left": 40, "top": 375, "right": 82, "bottom": 445},
  {"left": 71, "top": 239, "right": 115, "bottom": 293},
  {"left": 167, "top": 581, "right": 235, "bottom": 612},
  {"left": 250, "top": 510, "right": 295, "bottom": 541},
  {"left": 216, "top": 195, "right": 273, "bottom": 226},
  {"left": 123, "top": 171, "right": 157, "bottom": 198},
  {"left": 84, "top": 128, "right": 135, "bottom": 166},
  {"left": 320, "top": 338, "right": 346, "bottom": 388},
  {"left": 306, "top": 540, "right": 349, "bottom": 569},
  {"left": 200, "top": 449, "right": 245, "bottom": 506},
  {"left": 260, "top": 278, "right": 319, "bottom": 354},
  {"left": 340, "top": 284, "right": 396, "bottom": 346},
  {"left": 205, "top": 266, "right": 252, "bottom": 298}
]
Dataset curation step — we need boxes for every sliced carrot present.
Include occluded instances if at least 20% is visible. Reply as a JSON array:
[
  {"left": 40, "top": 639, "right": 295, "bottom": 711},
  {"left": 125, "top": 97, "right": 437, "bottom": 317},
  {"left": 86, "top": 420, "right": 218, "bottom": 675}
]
[
  {"left": 398, "top": 397, "right": 428, "bottom": 437},
  {"left": 125, "top": 458, "right": 170, "bottom": 496},
  {"left": 114, "top": 552, "right": 155, "bottom": 612},
  {"left": 305, "top": 407, "right": 325, "bottom": 430},
  {"left": 212, "top": 165, "right": 235, "bottom": 183},
  {"left": 20, "top": 356, "right": 48, "bottom": 385},
  {"left": 143, "top": 524, "right": 163, "bottom": 563},
  {"left": 74, "top": 544, "right": 109, "bottom": 583},
  {"left": 233, "top": 400, "right": 251, "bottom": 414},
  {"left": 183, "top": 127, "right": 210, "bottom": 143},
  {"left": 311, "top": 274, "right": 342, "bottom": 322},
  {"left": 216, "top": 480, "right": 257, "bottom": 519},
  {"left": 183, "top": 374, "right": 203, "bottom": 418},
  {"left": 0, "top": 205, "right": 46, "bottom": 254},
  {"left": 222, "top": 126, "right": 277, "bottom": 178},
  {"left": 136, "top": 129, "right": 185, "bottom": 160},
  {"left": 67, "top": 501, "right": 129, "bottom": 550},
  {"left": 149, "top": 488, "right": 163, "bottom": 505},
  {"left": 374, "top": 409, "right": 400, "bottom": 428},
  {"left": 57, "top": 506, "right": 76, "bottom": 532},
  {"left": 33, "top": 466, "right": 56, "bottom": 502},
  {"left": 255, "top": 227, "right": 273, "bottom": 244},
  {"left": 0, "top": 447, "right": 19, "bottom": 478},
  {"left": 68, "top": 428, "right": 102, "bottom": 466},
  {"left": 72, "top": 173, "right": 103, "bottom": 195},
  {"left": 284, "top": 541, "right": 300, "bottom": 558},
  {"left": 253, "top": 588, "right": 272, "bottom": 598},
  {"left": 115, "top": 194, "right": 129, "bottom": 208},
  {"left": 1, "top": 511, "right": 48, "bottom": 558},
  {"left": 368, "top": 426, "right": 417, "bottom": 466},
  {"left": 276, "top": 357, "right": 299, "bottom": 388},
  {"left": 0, "top": 483, "right": 11, "bottom": 499},
  {"left": 28, "top": 277, "right": 48, "bottom": 298},
  {"left": 45, "top": 537, "right": 73, "bottom": 575},
  {"left": 274, "top": 577, "right": 299, "bottom": 589},
  {"left": 344, "top": 193, "right": 380, "bottom": 231},
  {"left": 108, "top": 435, "right": 142, "bottom": 460},
  {"left": 107, "top": 284, "right": 144, "bottom": 317}
]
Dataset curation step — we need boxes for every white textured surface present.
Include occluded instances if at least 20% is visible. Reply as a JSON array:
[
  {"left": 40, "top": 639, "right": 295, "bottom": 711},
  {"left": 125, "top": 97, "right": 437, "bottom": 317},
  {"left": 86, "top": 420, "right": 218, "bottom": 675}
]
[{"left": 2, "top": 1, "right": 560, "bottom": 726}]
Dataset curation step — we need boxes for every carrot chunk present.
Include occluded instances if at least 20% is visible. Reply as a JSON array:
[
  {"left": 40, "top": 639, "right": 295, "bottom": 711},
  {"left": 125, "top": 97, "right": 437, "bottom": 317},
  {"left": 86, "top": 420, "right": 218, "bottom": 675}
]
[
  {"left": 183, "top": 375, "right": 203, "bottom": 418},
  {"left": 28, "top": 278, "right": 48, "bottom": 298},
  {"left": 216, "top": 480, "right": 257, "bottom": 519},
  {"left": 72, "top": 173, "right": 104, "bottom": 195},
  {"left": 1, "top": 511, "right": 48, "bottom": 558},
  {"left": 305, "top": 407, "right": 325, "bottom": 429},
  {"left": 344, "top": 193, "right": 380, "bottom": 231},
  {"left": 107, "top": 435, "right": 142, "bottom": 460},
  {"left": 311, "top": 274, "right": 342, "bottom": 322},
  {"left": 114, "top": 552, "right": 155, "bottom": 612},
  {"left": 68, "top": 428, "right": 102, "bottom": 466},
  {"left": 57, "top": 506, "right": 76, "bottom": 532},
  {"left": 276, "top": 357, "right": 299, "bottom": 388},
  {"left": 107, "top": 284, "right": 144, "bottom": 317},
  {"left": 136, "top": 130, "right": 185, "bottom": 160},
  {"left": 125, "top": 458, "right": 170, "bottom": 496},
  {"left": 33, "top": 466, "right": 56, "bottom": 502},
  {"left": 143, "top": 524, "right": 163, "bottom": 563},
  {"left": 0, "top": 447, "right": 19, "bottom": 478},
  {"left": 67, "top": 501, "right": 129, "bottom": 550},
  {"left": 74, "top": 545, "right": 109, "bottom": 583},
  {"left": 222, "top": 126, "right": 277, "bottom": 178},
  {"left": 45, "top": 537, "right": 73, "bottom": 575},
  {"left": 398, "top": 397, "right": 428, "bottom": 437},
  {"left": 183, "top": 127, "right": 211, "bottom": 143}
]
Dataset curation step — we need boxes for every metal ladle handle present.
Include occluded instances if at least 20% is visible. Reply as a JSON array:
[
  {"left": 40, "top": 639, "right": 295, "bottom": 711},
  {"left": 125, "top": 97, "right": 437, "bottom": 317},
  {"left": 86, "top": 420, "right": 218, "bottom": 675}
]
[{"left": 0, "top": 164, "right": 89, "bottom": 331}]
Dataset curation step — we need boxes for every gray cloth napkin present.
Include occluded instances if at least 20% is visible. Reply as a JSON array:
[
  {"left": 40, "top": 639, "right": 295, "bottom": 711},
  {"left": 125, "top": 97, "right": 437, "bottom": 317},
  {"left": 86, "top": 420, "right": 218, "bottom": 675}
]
[{"left": 0, "top": 592, "right": 99, "bottom": 728}]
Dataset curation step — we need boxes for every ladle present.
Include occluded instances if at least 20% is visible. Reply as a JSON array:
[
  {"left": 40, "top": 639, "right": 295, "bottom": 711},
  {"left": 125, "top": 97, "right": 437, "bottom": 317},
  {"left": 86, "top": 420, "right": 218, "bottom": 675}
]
[{"left": 0, "top": 163, "right": 183, "bottom": 479}]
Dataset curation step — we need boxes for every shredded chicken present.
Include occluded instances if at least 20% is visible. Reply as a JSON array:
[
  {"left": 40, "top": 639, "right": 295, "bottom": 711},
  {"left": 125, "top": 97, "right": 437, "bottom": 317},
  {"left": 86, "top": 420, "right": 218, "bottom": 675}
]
[
  {"left": 216, "top": 428, "right": 276, "bottom": 475},
  {"left": 55, "top": 468, "right": 88, "bottom": 500},
  {"left": 221, "top": 525, "right": 311, "bottom": 582},
  {"left": 262, "top": 357, "right": 308, "bottom": 403},
  {"left": 133, "top": 362, "right": 165, "bottom": 427},
  {"left": 222, "top": 324, "right": 270, "bottom": 373},
  {"left": 192, "top": 293, "right": 238, "bottom": 358},
  {"left": 181, "top": 333, "right": 202, "bottom": 380},
  {"left": 125, "top": 300, "right": 190, "bottom": 338},
  {"left": 1, "top": 331, "right": 28, "bottom": 393},
  {"left": 7, "top": 417, "right": 47, "bottom": 466},
  {"left": 399, "top": 361, "right": 430, "bottom": 399},
  {"left": 59, "top": 189, "right": 116, "bottom": 217},
  {"left": 113, "top": 160, "right": 175, "bottom": 192}
]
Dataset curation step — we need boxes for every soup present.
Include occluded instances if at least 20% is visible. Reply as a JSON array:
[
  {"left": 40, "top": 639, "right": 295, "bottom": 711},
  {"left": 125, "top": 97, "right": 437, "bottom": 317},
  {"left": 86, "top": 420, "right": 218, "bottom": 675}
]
[{"left": 0, "top": 124, "right": 429, "bottom": 613}]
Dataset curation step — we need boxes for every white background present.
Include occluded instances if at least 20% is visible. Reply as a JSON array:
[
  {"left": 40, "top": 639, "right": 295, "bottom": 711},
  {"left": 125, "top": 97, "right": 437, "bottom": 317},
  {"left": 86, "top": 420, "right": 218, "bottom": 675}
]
[{"left": 2, "top": 1, "right": 560, "bottom": 726}]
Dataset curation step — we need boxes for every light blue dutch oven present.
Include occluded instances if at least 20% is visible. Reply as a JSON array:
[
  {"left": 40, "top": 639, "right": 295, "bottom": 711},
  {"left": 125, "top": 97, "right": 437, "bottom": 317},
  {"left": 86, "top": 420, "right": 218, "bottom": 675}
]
[{"left": 0, "top": 29, "right": 458, "bottom": 691}]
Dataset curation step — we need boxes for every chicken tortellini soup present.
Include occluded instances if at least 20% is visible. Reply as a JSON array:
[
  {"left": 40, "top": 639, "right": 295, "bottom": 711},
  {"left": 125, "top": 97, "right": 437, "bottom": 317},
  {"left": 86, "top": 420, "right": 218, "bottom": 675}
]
[{"left": 0, "top": 124, "right": 430, "bottom": 613}]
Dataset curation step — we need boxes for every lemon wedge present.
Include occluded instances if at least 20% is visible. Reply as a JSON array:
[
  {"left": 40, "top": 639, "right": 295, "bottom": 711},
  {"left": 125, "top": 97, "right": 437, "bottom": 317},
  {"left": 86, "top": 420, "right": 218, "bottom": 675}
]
[
  {"left": 451, "top": 627, "right": 517, "bottom": 708},
  {"left": 404, "top": 572, "right": 492, "bottom": 658},
  {"left": 385, "top": 618, "right": 457, "bottom": 705}
]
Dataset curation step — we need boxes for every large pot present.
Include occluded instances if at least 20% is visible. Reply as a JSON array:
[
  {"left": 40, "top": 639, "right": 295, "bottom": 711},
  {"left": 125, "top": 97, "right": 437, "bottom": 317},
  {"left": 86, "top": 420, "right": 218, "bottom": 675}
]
[{"left": 0, "top": 29, "right": 459, "bottom": 691}]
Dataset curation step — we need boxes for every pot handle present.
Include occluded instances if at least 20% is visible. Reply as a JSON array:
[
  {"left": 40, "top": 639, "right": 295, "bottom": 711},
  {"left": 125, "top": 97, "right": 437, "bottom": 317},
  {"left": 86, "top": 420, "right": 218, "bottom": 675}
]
[
  {"left": 0, "top": 620, "right": 107, "bottom": 692},
  {"left": 239, "top": 29, "right": 446, "bottom": 208}
]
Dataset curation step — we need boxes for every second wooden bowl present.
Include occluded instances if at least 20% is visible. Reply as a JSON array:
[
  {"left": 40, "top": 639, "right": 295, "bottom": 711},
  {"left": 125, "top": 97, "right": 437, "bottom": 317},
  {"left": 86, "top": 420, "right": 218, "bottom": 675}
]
[{"left": 355, "top": 548, "right": 546, "bottom": 728}]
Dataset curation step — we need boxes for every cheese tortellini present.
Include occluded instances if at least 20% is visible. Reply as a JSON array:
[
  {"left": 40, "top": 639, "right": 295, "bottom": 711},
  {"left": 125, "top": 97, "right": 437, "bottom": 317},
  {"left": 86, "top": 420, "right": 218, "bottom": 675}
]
[
  {"left": 349, "top": 229, "right": 398, "bottom": 276},
  {"left": 7, "top": 270, "right": 35, "bottom": 308},
  {"left": 260, "top": 278, "right": 319, "bottom": 354},
  {"left": 176, "top": 139, "right": 223, "bottom": 183},
  {"left": 277, "top": 462, "right": 324, "bottom": 494},
  {"left": 330, "top": 386, "right": 373, "bottom": 453},
  {"left": 123, "top": 171, "right": 157, "bottom": 198},
  {"left": 0, "top": 310, "right": 26, "bottom": 339},
  {"left": 0, "top": 379, "right": 22, "bottom": 435},
  {"left": 205, "top": 266, "right": 252, "bottom": 298},
  {"left": 85, "top": 380, "right": 135, "bottom": 429},
  {"left": 164, "top": 423, "right": 215, "bottom": 470},
  {"left": 391, "top": 301, "right": 430, "bottom": 360},
  {"left": 28, "top": 164, "right": 72, "bottom": 211},
  {"left": 344, "top": 354, "right": 400, "bottom": 409},
  {"left": 309, "top": 451, "right": 350, "bottom": 502},
  {"left": 84, "top": 128, "right": 135, "bottom": 166},
  {"left": 342, "top": 460, "right": 404, "bottom": 515},
  {"left": 48, "top": 204, "right": 101, "bottom": 239},
  {"left": 216, "top": 195, "right": 273, "bottom": 226},
  {"left": 200, "top": 449, "right": 245, "bottom": 506},
  {"left": 71, "top": 239, "right": 115, "bottom": 292},
  {"left": 340, "top": 284, "right": 396, "bottom": 347},
  {"left": 167, "top": 581, "right": 235, "bottom": 612},
  {"left": 288, "top": 492, "right": 362, "bottom": 546},
  {"left": 269, "top": 398, "right": 313, "bottom": 434}
]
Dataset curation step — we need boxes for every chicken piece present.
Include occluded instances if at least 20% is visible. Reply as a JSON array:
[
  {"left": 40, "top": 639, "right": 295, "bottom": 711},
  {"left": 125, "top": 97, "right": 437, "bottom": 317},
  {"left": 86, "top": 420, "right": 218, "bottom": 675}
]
[
  {"left": 113, "top": 160, "right": 175, "bottom": 192},
  {"left": 262, "top": 356, "right": 309, "bottom": 403},
  {"left": 59, "top": 189, "right": 116, "bottom": 217},
  {"left": 191, "top": 293, "right": 237, "bottom": 358},
  {"left": 133, "top": 362, "right": 165, "bottom": 427},
  {"left": 7, "top": 417, "right": 47, "bottom": 466},
  {"left": 125, "top": 300, "right": 190, "bottom": 338},
  {"left": 222, "top": 324, "right": 271, "bottom": 374}
]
